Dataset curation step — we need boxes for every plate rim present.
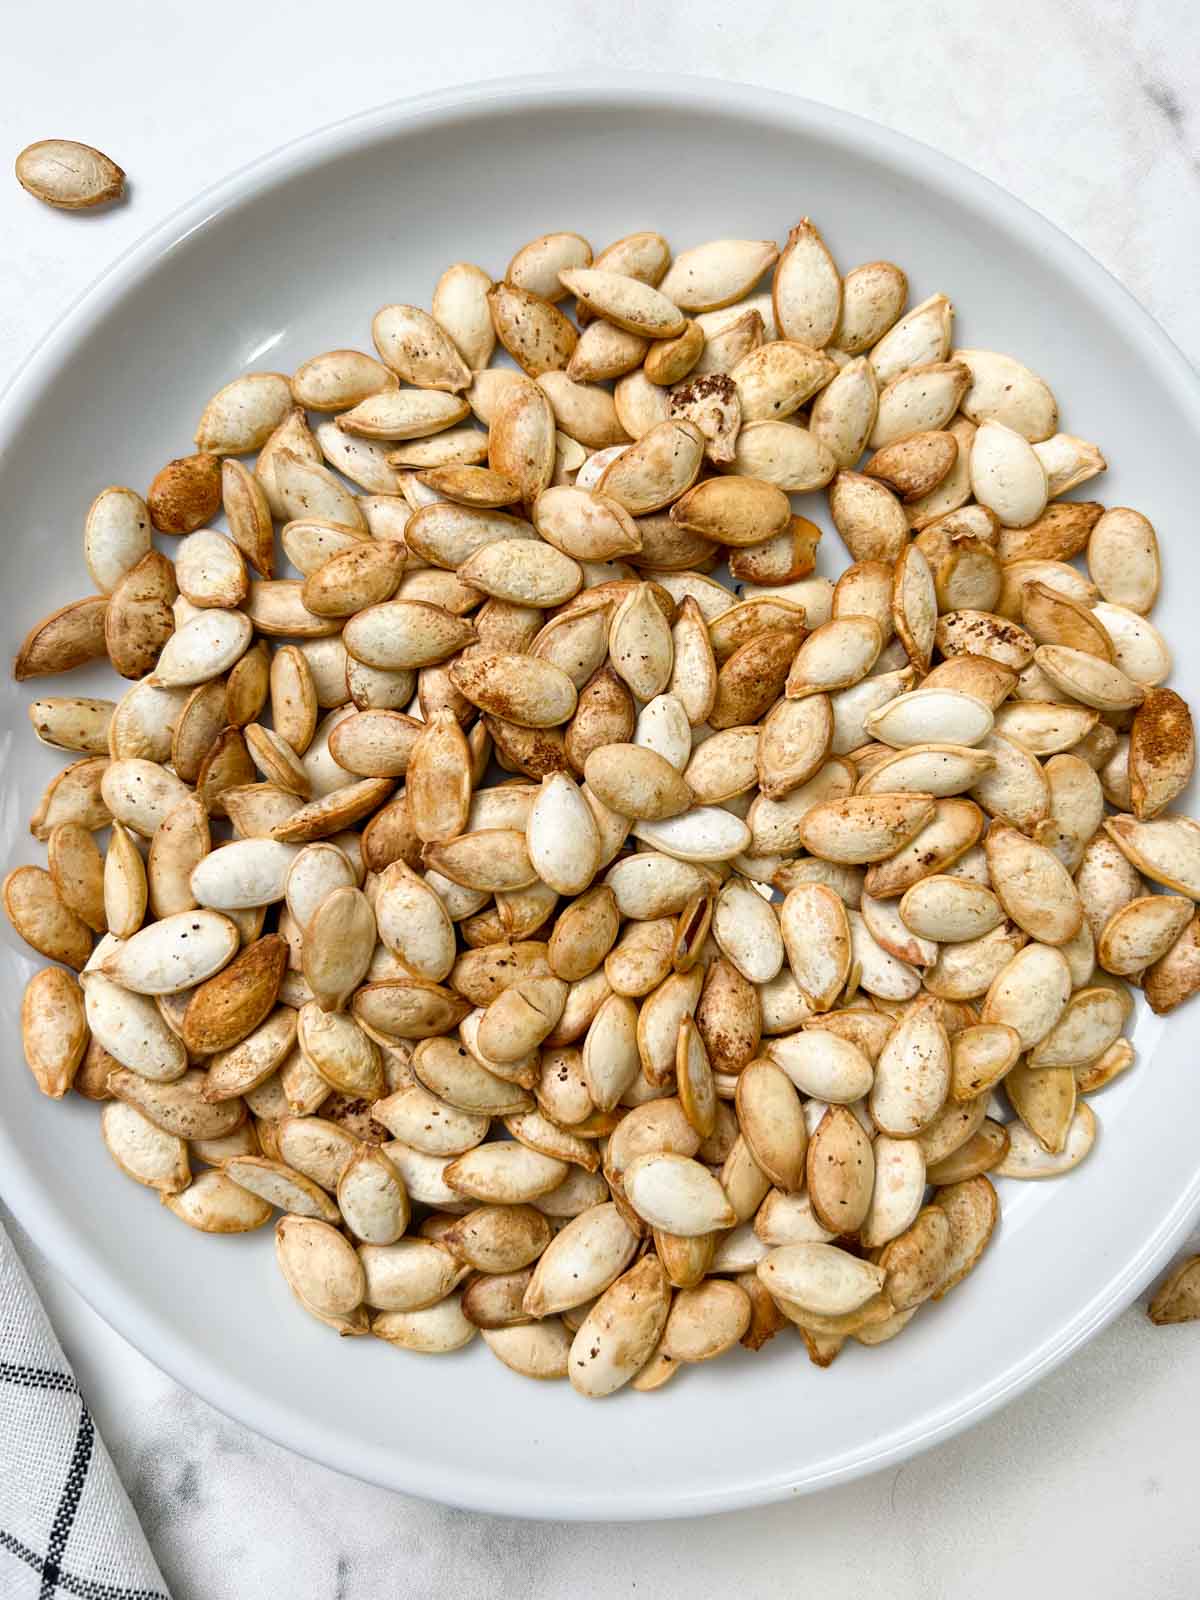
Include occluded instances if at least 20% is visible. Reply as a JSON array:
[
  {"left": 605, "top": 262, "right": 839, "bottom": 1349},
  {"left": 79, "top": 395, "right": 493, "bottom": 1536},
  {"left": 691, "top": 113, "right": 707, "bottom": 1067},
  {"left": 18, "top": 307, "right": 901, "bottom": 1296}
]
[{"left": 2, "top": 69, "right": 1199, "bottom": 1521}]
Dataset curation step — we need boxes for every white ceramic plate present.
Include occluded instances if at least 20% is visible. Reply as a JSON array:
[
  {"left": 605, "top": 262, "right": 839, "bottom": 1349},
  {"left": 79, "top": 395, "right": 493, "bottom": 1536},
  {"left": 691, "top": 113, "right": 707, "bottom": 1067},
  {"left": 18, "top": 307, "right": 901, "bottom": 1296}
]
[{"left": 1, "top": 74, "right": 1198, "bottom": 1521}]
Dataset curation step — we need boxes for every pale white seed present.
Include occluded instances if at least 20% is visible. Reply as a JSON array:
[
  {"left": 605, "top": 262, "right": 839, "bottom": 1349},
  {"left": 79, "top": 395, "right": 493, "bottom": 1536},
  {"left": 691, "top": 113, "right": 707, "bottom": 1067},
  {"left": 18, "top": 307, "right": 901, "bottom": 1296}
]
[
  {"left": 868, "top": 294, "right": 953, "bottom": 385},
  {"left": 597, "top": 421, "right": 704, "bottom": 517},
  {"left": 523, "top": 1202, "right": 640, "bottom": 1316},
  {"left": 445, "top": 1143, "right": 568, "bottom": 1205},
  {"left": 373, "top": 1295, "right": 477, "bottom": 1354},
  {"left": 337, "top": 1147, "right": 409, "bottom": 1244},
  {"left": 1098, "top": 894, "right": 1193, "bottom": 976},
  {"left": 809, "top": 357, "right": 879, "bottom": 469},
  {"left": 632, "top": 806, "right": 751, "bottom": 863},
  {"left": 315, "top": 421, "right": 403, "bottom": 494},
  {"left": 372, "top": 304, "right": 470, "bottom": 392},
  {"left": 225, "top": 1156, "right": 341, "bottom": 1222},
  {"left": 634, "top": 695, "right": 693, "bottom": 771},
  {"left": 860, "top": 1137, "right": 927, "bottom": 1249},
  {"left": 982, "top": 942, "right": 1072, "bottom": 1049},
  {"left": 559, "top": 268, "right": 686, "bottom": 339},
  {"left": 870, "top": 360, "right": 970, "bottom": 449},
  {"left": 861, "top": 890, "right": 938, "bottom": 967},
  {"left": 985, "top": 823, "right": 1084, "bottom": 946},
  {"left": 275, "top": 1216, "right": 365, "bottom": 1316},
  {"left": 766, "top": 1031, "right": 873, "bottom": 1102},
  {"left": 660, "top": 239, "right": 778, "bottom": 312},
  {"left": 383, "top": 1143, "right": 463, "bottom": 1207},
  {"left": 1029, "top": 986, "right": 1127, "bottom": 1068},
  {"left": 758, "top": 1242, "right": 885, "bottom": 1316},
  {"left": 151, "top": 609, "right": 253, "bottom": 688},
  {"left": 779, "top": 883, "right": 851, "bottom": 1012},
  {"left": 832, "top": 261, "right": 907, "bottom": 354},
  {"left": 622, "top": 1152, "right": 736, "bottom": 1235},
  {"left": 869, "top": 995, "right": 950, "bottom": 1137},
  {"left": 291, "top": 349, "right": 396, "bottom": 412},
  {"left": 101, "top": 1101, "right": 189, "bottom": 1192},
  {"left": 1035, "top": 645, "right": 1145, "bottom": 712},
  {"left": 165, "top": 1169, "right": 273, "bottom": 1232},
  {"left": 713, "top": 877, "right": 784, "bottom": 983},
  {"left": 175, "top": 530, "right": 248, "bottom": 610},
  {"left": 969, "top": 420, "right": 1048, "bottom": 529},
  {"left": 83, "top": 973, "right": 187, "bottom": 1081},
  {"left": 899, "top": 876, "right": 1003, "bottom": 944},
  {"left": 732, "top": 421, "right": 837, "bottom": 492},
  {"left": 848, "top": 909, "right": 923, "bottom": 1001},
  {"left": 754, "top": 1189, "right": 836, "bottom": 1246},
  {"left": 1091, "top": 603, "right": 1171, "bottom": 686},
  {"left": 995, "top": 1103, "right": 1097, "bottom": 1178},
  {"left": 1103, "top": 813, "right": 1200, "bottom": 899},
  {"left": 772, "top": 220, "right": 841, "bottom": 348},
  {"left": 954, "top": 349, "right": 1058, "bottom": 441},
  {"left": 432, "top": 264, "right": 496, "bottom": 369},
  {"left": 272, "top": 450, "right": 367, "bottom": 531},
  {"left": 1087, "top": 508, "right": 1159, "bottom": 614},
  {"left": 196, "top": 373, "right": 293, "bottom": 455},
  {"left": 360, "top": 1239, "right": 469, "bottom": 1313},
  {"left": 608, "top": 583, "right": 674, "bottom": 699},
  {"left": 1034, "top": 433, "right": 1106, "bottom": 497},
  {"left": 191, "top": 841, "right": 300, "bottom": 911},
  {"left": 527, "top": 773, "right": 601, "bottom": 896},
  {"left": 829, "top": 670, "right": 915, "bottom": 756},
  {"left": 98, "top": 909, "right": 239, "bottom": 994},
  {"left": 84, "top": 487, "right": 152, "bottom": 594},
  {"left": 867, "top": 688, "right": 993, "bottom": 749}
]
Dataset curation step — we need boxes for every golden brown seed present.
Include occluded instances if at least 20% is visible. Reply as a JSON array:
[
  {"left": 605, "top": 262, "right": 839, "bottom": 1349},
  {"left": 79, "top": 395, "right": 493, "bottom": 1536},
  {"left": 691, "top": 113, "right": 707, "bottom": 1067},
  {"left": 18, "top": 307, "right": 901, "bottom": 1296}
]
[
  {"left": 224, "top": 641, "right": 270, "bottom": 730},
  {"left": 183, "top": 934, "right": 287, "bottom": 1053},
  {"left": 559, "top": 268, "right": 685, "bottom": 339},
  {"left": 1148, "top": 1256, "right": 1200, "bottom": 1325},
  {"left": 147, "top": 453, "right": 222, "bottom": 535},
  {"left": 486, "top": 380, "right": 556, "bottom": 509},
  {"left": 670, "top": 475, "right": 791, "bottom": 548},
  {"left": 47, "top": 821, "right": 106, "bottom": 932},
  {"left": 104, "top": 552, "right": 178, "bottom": 680},
  {"left": 4, "top": 865, "right": 93, "bottom": 969},
  {"left": 676, "top": 1016, "right": 717, "bottom": 1138},
  {"left": 405, "top": 710, "right": 471, "bottom": 844},
  {"left": 31, "top": 755, "right": 111, "bottom": 841},
  {"left": 736, "top": 1060, "right": 806, "bottom": 1192},
  {"left": 645, "top": 321, "right": 705, "bottom": 385},
  {"left": 709, "top": 627, "right": 804, "bottom": 731},
  {"left": 487, "top": 283, "right": 578, "bottom": 377},
  {"left": 806, "top": 1107, "right": 876, "bottom": 1233},
  {"left": 864, "top": 431, "right": 957, "bottom": 501},
  {"left": 596, "top": 420, "right": 705, "bottom": 516},
  {"left": 583, "top": 743, "right": 692, "bottom": 821},
  {"left": 14, "top": 597, "right": 110, "bottom": 681},
  {"left": 828, "top": 472, "right": 909, "bottom": 564},
  {"left": 1129, "top": 688, "right": 1194, "bottom": 820},
  {"left": 1144, "top": 915, "right": 1200, "bottom": 1015},
  {"left": 798, "top": 793, "right": 937, "bottom": 864},
  {"left": 21, "top": 967, "right": 87, "bottom": 1097}
]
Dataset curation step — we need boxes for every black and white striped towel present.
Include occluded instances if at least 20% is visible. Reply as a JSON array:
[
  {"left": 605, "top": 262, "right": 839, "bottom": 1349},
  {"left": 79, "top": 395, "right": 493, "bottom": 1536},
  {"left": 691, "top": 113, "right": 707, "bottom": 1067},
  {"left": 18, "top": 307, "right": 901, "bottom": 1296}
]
[{"left": 0, "top": 1220, "right": 170, "bottom": 1600}]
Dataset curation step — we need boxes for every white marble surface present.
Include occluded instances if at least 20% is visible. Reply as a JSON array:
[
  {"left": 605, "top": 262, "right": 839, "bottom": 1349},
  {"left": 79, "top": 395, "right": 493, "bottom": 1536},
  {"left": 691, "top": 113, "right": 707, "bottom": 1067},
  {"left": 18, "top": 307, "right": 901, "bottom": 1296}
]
[{"left": 2, "top": 2, "right": 1199, "bottom": 1595}]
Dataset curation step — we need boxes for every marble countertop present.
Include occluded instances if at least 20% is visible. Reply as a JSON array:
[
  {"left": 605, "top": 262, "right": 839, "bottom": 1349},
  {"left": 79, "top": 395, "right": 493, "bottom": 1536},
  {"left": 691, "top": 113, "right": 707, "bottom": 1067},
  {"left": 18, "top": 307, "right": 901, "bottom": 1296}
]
[{"left": 3, "top": 2, "right": 1198, "bottom": 1594}]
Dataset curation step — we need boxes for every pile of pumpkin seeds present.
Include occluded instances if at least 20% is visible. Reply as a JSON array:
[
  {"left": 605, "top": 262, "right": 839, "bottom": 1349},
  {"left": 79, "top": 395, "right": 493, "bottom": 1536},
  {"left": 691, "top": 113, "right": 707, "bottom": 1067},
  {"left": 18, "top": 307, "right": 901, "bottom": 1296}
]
[{"left": 8, "top": 218, "right": 1199, "bottom": 1394}]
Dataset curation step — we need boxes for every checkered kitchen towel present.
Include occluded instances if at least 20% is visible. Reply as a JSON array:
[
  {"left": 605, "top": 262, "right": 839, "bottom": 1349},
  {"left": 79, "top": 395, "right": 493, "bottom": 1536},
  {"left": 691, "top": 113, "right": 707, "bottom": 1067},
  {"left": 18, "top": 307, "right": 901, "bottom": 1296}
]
[{"left": 0, "top": 1219, "right": 170, "bottom": 1599}]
